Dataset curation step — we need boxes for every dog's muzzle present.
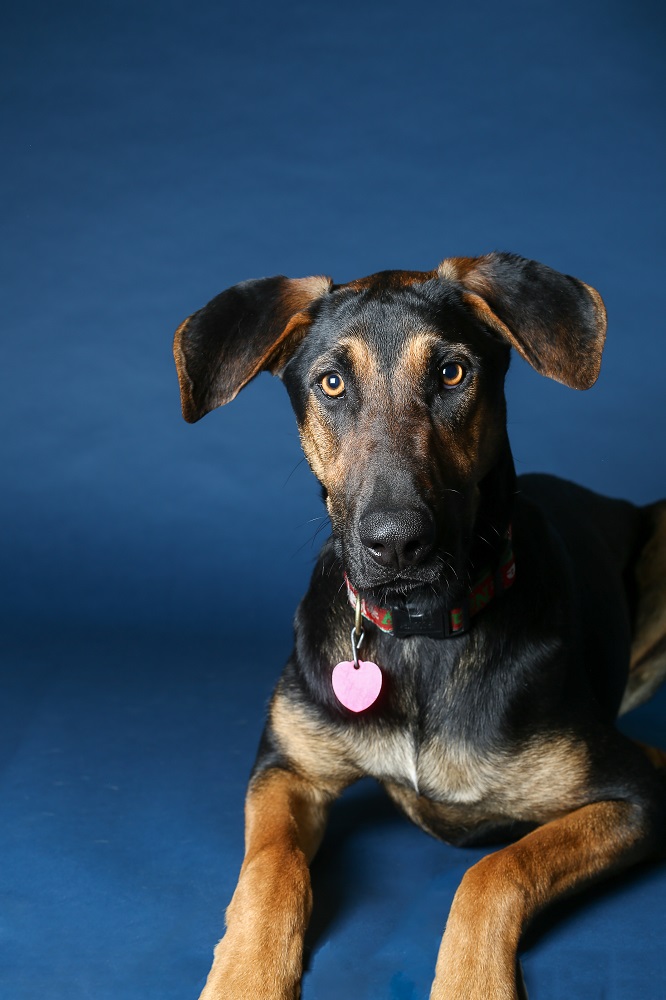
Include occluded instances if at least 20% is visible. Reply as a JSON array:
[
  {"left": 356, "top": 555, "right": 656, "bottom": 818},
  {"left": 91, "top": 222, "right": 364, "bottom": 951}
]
[{"left": 357, "top": 506, "right": 436, "bottom": 572}]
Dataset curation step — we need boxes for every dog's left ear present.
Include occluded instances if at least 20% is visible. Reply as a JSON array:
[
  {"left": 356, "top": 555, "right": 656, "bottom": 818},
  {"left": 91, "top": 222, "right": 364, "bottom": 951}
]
[
  {"left": 438, "top": 252, "right": 607, "bottom": 389},
  {"left": 174, "top": 274, "right": 332, "bottom": 422}
]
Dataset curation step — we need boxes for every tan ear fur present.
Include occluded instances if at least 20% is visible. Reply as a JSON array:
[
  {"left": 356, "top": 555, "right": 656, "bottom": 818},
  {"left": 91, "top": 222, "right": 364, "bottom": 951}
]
[
  {"left": 173, "top": 274, "right": 332, "bottom": 422},
  {"left": 438, "top": 253, "right": 607, "bottom": 390}
]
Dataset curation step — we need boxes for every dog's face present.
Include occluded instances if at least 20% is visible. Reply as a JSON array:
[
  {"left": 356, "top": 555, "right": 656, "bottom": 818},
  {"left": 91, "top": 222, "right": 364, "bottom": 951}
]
[
  {"left": 174, "top": 254, "right": 606, "bottom": 603},
  {"left": 280, "top": 273, "right": 511, "bottom": 602}
]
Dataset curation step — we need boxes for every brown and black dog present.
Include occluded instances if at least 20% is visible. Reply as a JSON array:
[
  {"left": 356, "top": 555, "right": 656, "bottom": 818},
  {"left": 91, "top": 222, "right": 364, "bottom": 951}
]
[{"left": 174, "top": 253, "right": 666, "bottom": 999}]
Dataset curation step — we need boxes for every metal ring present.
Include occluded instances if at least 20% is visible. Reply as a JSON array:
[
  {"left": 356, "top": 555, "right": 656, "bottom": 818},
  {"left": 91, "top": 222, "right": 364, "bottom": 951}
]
[
  {"left": 354, "top": 593, "right": 363, "bottom": 639},
  {"left": 350, "top": 625, "right": 365, "bottom": 666}
]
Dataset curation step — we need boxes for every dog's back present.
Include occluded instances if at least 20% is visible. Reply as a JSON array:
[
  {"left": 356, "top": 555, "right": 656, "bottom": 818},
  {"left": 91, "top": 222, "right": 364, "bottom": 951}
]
[{"left": 518, "top": 474, "right": 666, "bottom": 713}]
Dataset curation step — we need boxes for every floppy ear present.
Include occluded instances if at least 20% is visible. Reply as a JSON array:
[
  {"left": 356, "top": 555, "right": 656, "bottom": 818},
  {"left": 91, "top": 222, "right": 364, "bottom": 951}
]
[
  {"left": 173, "top": 274, "right": 332, "bottom": 422},
  {"left": 438, "top": 252, "right": 607, "bottom": 389}
]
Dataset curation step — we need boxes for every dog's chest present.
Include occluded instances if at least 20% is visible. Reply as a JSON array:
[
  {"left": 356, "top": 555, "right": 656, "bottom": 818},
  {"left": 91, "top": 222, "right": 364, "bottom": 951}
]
[
  {"left": 345, "top": 726, "right": 502, "bottom": 803},
  {"left": 274, "top": 611, "right": 589, "bottom": 818},
  {"left": 346, "top": 638, "right": 496, "bottom": 800},
  {"left": 344, "top": 723, "right": 588, "bottom": 820},
  {"left": 272, "top": 689, "right": 497, "bottom": 804}
]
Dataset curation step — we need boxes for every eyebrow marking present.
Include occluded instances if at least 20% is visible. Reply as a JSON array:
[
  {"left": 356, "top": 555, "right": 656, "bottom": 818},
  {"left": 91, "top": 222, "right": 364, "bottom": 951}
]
[
  {"left": 307, "top": 336, "right": 379, "bottom": 383},
  {"left": 395, "top": 332, "right": 441, "bottom": 388},
  {"left": 337, "top": 336, "right": 379, "bottom": 383}
]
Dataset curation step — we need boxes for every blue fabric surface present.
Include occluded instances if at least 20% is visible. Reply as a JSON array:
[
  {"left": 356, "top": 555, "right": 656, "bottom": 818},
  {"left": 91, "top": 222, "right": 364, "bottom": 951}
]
[
  {"left": 2, "top": 0, "right": 665, "bottom": 997},
  {"left": 2, "top": 633, "right": 665, "bottom": 999}
]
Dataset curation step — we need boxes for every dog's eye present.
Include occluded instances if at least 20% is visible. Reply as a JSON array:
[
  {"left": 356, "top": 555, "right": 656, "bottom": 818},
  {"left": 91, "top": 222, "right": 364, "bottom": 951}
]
[
  {"left": 320, "top": 372, "right": 346, "bottom": 398},
  {"left": 441, "top": 362, "right": 465, "bottom": 387}
]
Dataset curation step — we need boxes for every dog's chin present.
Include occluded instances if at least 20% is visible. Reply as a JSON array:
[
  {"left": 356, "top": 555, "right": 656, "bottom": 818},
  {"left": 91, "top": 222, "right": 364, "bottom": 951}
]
[
  {"left": 363, "top": 578, "right": 466, "bottom": 613},
  {"left": 337, "top": 537, "right": 470, "bottom": 609},
  {"left": 346, "top": 563, "right": 467, "bottom": 611}
]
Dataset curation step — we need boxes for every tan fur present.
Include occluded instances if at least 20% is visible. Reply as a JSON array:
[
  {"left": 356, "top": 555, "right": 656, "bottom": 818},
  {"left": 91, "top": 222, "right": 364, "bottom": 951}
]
[
  {"left": 280, "top": 275, "right": 332, "bottom": 315},
  {"left": 416, "top": 734, "right": 588, "bottom": 817},
  {"left": 244, "top": 767, "right": 342, "bottom": 859},
  {"left": 199, "top": 767, "right": 343, "bottom": 1000},
  {"left": 461, "top": 290, "right": 514, "bottom": 343},
  {"left": 395, "top": 331, "right": 441, "bottom": 389},
  {"left": 266, "top": 690, "right": 650, "bottom": 1000},
  {"left": 392, "top": 332, "right": 470, "bottom": 485},
  {"left": 298, "top": 335, "right": 383, "bottom": 492},
  {"left": 270, "top": 692, "right": 362, "bottom": 786},
  {"left": 298, "top": 399, "right": 340, "bottom": 491},
  {"left": 622, "top": 501, "right": 666, "bottom": 713},
  {"left": 343, "top": 269, "right": 435, "bottom": 291},
  {"left": 173, "top": 318, "right": 194, "bottom": 415},
  {"left": 430, "top": 800, "right": 643, "bottom": 999},
  {"left": 271, "top": 693, "right": 588, "bottom": 825},
  {"left": 436, "top": 258, "right": 459, "bottom": 283},
  {"left": 437, "top": 256, "right": 483, "bottom": 287},
  {"left": 337, "top": 335, "right": 380, "bottom": 383},
  {"left": 580, "top": 279, "right": 608, "bottom": 342}
]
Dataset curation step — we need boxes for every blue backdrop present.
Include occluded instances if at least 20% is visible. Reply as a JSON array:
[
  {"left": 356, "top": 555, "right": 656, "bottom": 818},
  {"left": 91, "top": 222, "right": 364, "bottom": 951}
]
[{"left": 2, "top": 1, "right": 665, "bottom": 998}]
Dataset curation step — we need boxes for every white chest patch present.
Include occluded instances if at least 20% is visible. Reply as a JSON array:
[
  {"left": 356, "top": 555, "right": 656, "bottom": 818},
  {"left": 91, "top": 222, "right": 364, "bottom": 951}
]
[
  {"left": 339, "top": 727, "right": 588, "bottom": 816},
  {"left": 345, "top": 729, "right": 494, "bottom": 802},
  {"left": 347, "top": 728, "right": 422, "bottom": 793}
]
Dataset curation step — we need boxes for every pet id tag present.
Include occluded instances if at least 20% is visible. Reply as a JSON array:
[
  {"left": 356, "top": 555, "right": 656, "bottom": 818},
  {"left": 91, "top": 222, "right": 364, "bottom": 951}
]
[
  {"left": 332, "top": 657, "right": 382, "bottom": 712},
  {"left": 332, "top": 604, "right": 382, "bottom": 712}
]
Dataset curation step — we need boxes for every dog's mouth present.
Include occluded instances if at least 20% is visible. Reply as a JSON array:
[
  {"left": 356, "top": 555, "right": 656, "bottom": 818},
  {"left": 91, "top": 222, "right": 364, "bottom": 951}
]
[
  {"left": 361, "top": 572, "right": 468, "bottom": 612},
  {"left": 340, "top": 544, "right": 471, "bottom": 610}
]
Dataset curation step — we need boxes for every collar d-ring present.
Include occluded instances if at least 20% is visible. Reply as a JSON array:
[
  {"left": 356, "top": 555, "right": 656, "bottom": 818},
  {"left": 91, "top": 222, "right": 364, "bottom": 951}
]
[
  {"left": 351, "top": 595, "right": 365, "bottom": 667},
  {"left": 354, "top": 593, "right": 363, "bottom": 639}
]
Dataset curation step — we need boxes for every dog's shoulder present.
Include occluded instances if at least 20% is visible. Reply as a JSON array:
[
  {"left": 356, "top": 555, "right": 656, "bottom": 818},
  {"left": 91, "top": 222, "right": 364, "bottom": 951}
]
[{"left": 517, "top": 473, "right": 643, "bottom": 560}]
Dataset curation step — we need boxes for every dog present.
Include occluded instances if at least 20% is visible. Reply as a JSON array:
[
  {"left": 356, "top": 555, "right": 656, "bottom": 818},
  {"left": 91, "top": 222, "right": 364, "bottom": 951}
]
[{"left": 173, "top": 252, "right": 666, "bottom": 999}]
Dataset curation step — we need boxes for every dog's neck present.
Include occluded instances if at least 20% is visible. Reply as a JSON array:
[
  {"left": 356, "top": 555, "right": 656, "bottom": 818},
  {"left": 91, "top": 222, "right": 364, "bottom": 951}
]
[{"left": 345, "top": 526, "right": 516, "bottom": 639}]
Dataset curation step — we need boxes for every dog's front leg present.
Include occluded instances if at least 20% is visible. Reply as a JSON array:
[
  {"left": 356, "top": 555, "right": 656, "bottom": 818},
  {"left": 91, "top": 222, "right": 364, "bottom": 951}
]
[
  {"left": 429, "top": 797, "right": 662, "bottom": 1000},
  {"left": 199, "top": 766, "right": 339, "bottom": 1000}
]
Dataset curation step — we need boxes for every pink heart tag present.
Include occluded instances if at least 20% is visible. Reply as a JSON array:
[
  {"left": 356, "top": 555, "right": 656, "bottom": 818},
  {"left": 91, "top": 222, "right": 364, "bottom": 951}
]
[{"left": 332, "top": 659, "right": 383, "bottom": 713}]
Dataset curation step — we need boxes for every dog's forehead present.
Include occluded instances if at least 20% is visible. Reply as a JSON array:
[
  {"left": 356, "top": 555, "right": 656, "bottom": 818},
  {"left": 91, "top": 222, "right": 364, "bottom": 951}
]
[{"left": 308, "top": 272, "right": 475, "bottom": 369}]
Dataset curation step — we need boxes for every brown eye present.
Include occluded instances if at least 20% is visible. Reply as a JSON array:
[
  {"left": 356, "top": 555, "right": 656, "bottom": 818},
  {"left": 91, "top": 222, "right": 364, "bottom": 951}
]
[
  {"left": 441, "top": 362, "right": 465, "bottom": 387},
  {"left": 320, "top": 372, "right": 345, "bottom": 398}
]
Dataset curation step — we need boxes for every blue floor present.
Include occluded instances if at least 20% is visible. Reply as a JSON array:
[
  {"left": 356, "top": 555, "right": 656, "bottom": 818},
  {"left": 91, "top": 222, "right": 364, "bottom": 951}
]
[
  {"left": 3, "top": 0, "right": 665, "bottom": 996},
  {"left": 1, "top": 631, "right": 665, "bottom": 999}
]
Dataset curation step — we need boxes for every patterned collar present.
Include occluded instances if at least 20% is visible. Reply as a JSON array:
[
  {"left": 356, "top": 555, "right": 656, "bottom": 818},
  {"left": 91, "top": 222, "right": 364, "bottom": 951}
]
[{"left": 344, "top": 529, "right": 516, "bottom": 639}]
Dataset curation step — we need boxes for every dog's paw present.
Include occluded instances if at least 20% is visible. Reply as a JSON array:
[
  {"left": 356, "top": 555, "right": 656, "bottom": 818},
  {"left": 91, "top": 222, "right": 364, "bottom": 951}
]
[
  {"left": 199, "top": 970, "right": 300, "bottom": 1000},
  {"left": 429, "top": 958, "right": 527, "bottom": 1000},
  {"left": 197, "top": 932, "right": 302, "bottom": 1000}
]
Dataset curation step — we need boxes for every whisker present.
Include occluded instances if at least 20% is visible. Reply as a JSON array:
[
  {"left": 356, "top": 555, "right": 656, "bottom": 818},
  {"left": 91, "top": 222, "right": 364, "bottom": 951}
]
[
  {"left": 296, "top": 514, "right": 328, "bottom": 528},
  {"left": 290, "top": 516, "right": 332, "bottom": 558},
  {"left": 282, "top": 457, "right": 307, "bottom": 487},
  {"left": 312, "top": 517, "right": 331, "bottom": 542}
]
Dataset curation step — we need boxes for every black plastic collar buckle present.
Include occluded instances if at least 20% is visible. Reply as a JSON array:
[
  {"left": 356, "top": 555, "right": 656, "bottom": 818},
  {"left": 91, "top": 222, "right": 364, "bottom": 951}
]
[{"left": 389, "top": 597, "right": 470, "bottom": 639}]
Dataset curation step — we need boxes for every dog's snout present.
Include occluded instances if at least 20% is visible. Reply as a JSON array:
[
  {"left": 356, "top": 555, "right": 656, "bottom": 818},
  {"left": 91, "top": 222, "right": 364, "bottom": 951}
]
[{"left": 358, "top": 507, "right": 436, "bottom": 571}]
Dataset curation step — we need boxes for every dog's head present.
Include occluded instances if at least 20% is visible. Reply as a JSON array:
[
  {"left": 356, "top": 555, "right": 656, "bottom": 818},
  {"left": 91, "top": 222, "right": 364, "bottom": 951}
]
[{"left": 174, "top": 253, "right": 605, "bottom": 605}]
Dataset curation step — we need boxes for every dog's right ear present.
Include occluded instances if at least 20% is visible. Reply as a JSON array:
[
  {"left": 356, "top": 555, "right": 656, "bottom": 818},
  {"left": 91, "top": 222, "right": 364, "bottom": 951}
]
[{"left": 173, "top": 275, "right": 332, "bottom": 422}]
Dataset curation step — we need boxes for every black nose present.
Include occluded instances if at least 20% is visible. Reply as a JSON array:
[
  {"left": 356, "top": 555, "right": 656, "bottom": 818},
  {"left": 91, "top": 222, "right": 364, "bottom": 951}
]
[{"left": 358, "top": 507, "right": 436, "bottom": 570}]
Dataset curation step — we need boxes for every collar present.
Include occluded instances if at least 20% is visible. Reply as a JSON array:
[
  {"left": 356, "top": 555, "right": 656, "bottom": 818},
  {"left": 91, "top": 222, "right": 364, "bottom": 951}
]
[{"left": 345, "top": 528, "right": 516, "bottom": 639}]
